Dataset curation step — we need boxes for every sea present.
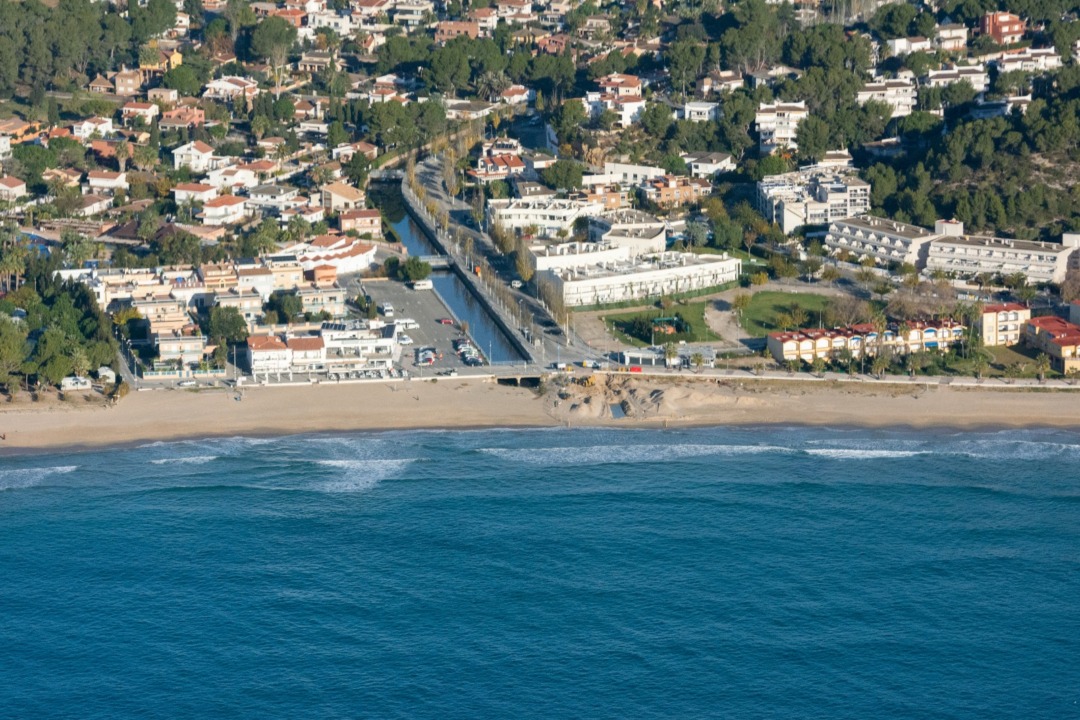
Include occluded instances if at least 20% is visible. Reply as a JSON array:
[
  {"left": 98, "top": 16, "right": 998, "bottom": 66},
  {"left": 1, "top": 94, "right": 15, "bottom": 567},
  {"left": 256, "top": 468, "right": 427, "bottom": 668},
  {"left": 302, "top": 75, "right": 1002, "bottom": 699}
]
[{"left": 2, "top": 426, "right": 1079, "bottom": 719}]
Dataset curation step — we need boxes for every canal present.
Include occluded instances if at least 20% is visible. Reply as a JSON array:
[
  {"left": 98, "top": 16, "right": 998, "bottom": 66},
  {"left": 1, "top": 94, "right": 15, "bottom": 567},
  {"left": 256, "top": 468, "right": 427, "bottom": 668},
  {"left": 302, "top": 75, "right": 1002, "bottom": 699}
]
[{"left": 368, "top": 182, "right": 525, "bottom": 364}]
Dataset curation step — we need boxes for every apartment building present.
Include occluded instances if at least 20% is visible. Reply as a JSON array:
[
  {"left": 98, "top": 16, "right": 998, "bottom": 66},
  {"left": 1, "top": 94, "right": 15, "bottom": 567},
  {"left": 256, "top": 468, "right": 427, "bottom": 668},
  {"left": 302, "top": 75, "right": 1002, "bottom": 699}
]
[
  {"left": 588, "top": 210, "right": 668, "bottom": 255},
  {"left": 757, "top": 171, "right": 871, "bottom": 235},
  {"left": 824, "top": 216, "right": 938, "bottom": 268},
  {"left": 993, "top": 47, "right": 1062, "bottom": 74},
  {"left": 435, "top": 20, "right": 479, "bottom": 43},
  {"left": 338, "top": 208, "right": 382, "bottom": 236},
  {"left": 549, "top": 252, "right": 742, "bottom": 307},
  {"left": 923, "top": 64, "right": 989, "bottom": 93},
  {"left": 926, "top": 230, "right": 1075, "bottom": 284},
  {"left": 980, "top": 302, "right": 1031, "bottom": 347},
  {"left": 1023, "top": 316, "right": 1080, "bottom": 372},
  {"left": 642, "top": 175, "right": 711, "bottom": 208},
  {"left": 527, "top": 240, "right": 633, "bottom": 274},
  {"left": 857, "top": 78, "right": 917, "bottom": 118},
  {"left": 681, "top": 152, "right": 735, "bottom": 179},
  {"left": 756, "top": 101, "right": 808, "bottom": 154},
  {"left": 936, "top": 23, "right": 969, "bottom": 51},
  {"left": 767, "top": 320, "right": 965, "bottom": 363},
  {"left": 486, "top": 198, "right": 605, "bottom": 237}
]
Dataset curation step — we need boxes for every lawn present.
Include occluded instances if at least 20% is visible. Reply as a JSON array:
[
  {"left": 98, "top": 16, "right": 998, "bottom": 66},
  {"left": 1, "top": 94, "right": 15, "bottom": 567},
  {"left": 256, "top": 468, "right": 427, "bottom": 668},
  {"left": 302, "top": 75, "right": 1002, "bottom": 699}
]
[
  {"left": 604, "top": 301, "right": 721, "bottom": 347},
  {"left": 740, "top": 291, "right": 833, "bottom": 337}
]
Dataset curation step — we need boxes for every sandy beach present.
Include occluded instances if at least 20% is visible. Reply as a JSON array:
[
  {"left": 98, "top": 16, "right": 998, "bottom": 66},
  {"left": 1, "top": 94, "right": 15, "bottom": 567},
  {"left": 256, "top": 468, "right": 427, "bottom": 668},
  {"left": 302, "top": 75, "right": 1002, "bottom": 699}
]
[{"left": 5, "top": 374, "right": 1080, "bottom": 453}]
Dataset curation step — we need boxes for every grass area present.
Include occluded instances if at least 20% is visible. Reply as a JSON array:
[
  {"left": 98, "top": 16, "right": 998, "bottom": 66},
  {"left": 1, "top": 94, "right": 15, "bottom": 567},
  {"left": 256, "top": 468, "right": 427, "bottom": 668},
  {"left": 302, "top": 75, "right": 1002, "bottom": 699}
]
[
  {"left": 740, "top": 291, "right": 833, "bottom": 338},
  {"left": 603, "top": 301, "right": 721, "bottom": 347}
]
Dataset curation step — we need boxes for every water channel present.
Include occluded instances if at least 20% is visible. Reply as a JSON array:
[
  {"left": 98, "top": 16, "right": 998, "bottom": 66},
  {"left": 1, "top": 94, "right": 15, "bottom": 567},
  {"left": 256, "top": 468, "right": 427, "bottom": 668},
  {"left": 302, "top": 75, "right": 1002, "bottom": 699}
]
[{"left": 368, "top": 182, "right": 524, "bottom": 364}]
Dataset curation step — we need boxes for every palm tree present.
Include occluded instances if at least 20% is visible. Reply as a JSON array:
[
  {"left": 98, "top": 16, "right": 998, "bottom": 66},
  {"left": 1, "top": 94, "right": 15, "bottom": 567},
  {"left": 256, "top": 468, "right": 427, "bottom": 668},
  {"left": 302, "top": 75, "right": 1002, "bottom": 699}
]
[
  {"left": 114, "top": 140, "right": 131, "bottom": 173},
  {"left": 811, "top": 355, "right": 826, "bottom": 377},
  {"left": 690, "top": 352, "right": 705, "bottom": 373},
  {"left": 972, "top": 352, "right": 988, "bottom": 381},
  {"left": 663, "top": 342, "right": 678, "bottom": 367},
  {"left": 1035, "top": 353, "right": 1050, "bottom": 383},
  {"left": 871, "top": 354, "right": 889, "bottom": 379}
]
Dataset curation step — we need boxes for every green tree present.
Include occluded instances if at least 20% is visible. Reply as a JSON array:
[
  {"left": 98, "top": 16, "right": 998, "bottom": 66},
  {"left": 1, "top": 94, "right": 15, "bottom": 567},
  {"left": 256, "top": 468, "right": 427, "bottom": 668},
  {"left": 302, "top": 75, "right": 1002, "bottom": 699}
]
[
  {"left": 209, "top": 306, "right": 249, "bottom": 344},
  {"left": 541, "top": 159, "right": 584, "bottom": 191}
]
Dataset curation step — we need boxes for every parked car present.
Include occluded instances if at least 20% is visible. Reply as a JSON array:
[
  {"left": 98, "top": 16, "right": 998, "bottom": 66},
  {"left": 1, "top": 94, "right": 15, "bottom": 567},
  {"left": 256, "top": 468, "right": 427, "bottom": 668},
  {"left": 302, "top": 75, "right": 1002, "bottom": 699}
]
[
  {"left": 178, "top": 380, "right": 197, "bottom": 387},
  {"left": 437, "top": 317, "right": 454, "bottom": 325},
  {"left": 398, "top": 334, "right": 414, "bottom": 346}
]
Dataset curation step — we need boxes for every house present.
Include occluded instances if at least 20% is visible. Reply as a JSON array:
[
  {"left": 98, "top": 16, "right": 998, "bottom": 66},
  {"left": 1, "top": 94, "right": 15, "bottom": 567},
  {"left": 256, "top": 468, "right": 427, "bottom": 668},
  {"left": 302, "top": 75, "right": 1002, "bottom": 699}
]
[
  {"left": 121, "top": 102, "right": 160, "bottom": 125},
  {"left": 331, "top": 141, "right": 378, "bottom": 162},
  {"left": 173, "top": 141, "right": 217, "bottom": 172},
  {"left": 198, "top": 195, "right": 248, "bottom": 225},
  {"left": 681, "top": 152, "right": 734, "bottom": 179},
  {"left": 1023, "top": 316, "right": 1080, "bottom": 372},
  {"left": 586, "top": 74, "right": 646, "bottom": 128},
  {"left": 499, "top": 85, "right": 533, "bottom": 105},
  {"left": 0, "top": 118, "right": 40, "bottom": 144},
  {"left": 642, "top": 175, "right": 711, "bottom": 208},
  {"left": 678, "top": 102, "right": 720, "bottom": 122},
  {"left": 203, "top": 76, "right": 260, "bottom": 102},
  {"left": 206, "top": 164, "right": 260, "bottom": 191},
  {"left": 980, "top": 303, "right": 1031, "bottom": 346},
  {"left": 246, "top": 334, "right": 291, "bottom": 374},
  {"left": 473, "top": 153, "right": 527, "bottom": 183},
  {"left": 246, "top": 184, "right": 302, "bottom": 212},
  {"left": 160, "top": 106, "right": 205, "bottom": 130},
  {"left": 89, "top": 75, "right": 114, "bottom": 94},
  {"left": 320, "top": 182, "right": 366, "bottom": 212},
  {"left": 0, "top": 176, "right": 27, "bottom": 202},
  {"left": 756, "top": 101, "right": 808, "bottom": 153},
  {"left": 338, "top": 208, "right": 382, "bottom": 236},
  {"left": 700, "top": 70, "right": 745, "bottom": 95},
  {"left": 148, "top": 88, "right": 179, "bottom": 105},
  {"left": 297, "top": 51, "right": 341, "bottom": 74},
  {"left": 435, "top": 21, "right": 479, "bottom": 44},
  {"left": 885, "top": 36, "right": 933, "bottom": 55},
  {"left": 112, "top": 70, "right": 143, "bottom": 96},
  {"left": 993, "top": 47, "right": 1063, "bottom": 74},
  {"left": 443, "top": 100, "right": 497, "bottom": 121},
  {"left": 86, "top": 171, "right": 129, "bottom": 195},
  {"left": 72, "top": 117, "right": 114, "bottom": 140},
  {"left": 173, "top": 182, "right": 219, "bottom": 205},
  {"left": 391, "top": 0, "right": 434, "bottom": 27},
  {"left": 936, "top": 23, "right": 969, "bottom": 51},
  {"left": 285, "top": 336, "right": 327, "bottom": 371},
  {"left": 42, "top": 167, "right": 83, "bottom": 187},
  {"left": 280, "top": 205, "right": 326, "bottom": 226},
  {"left": 296, "top": 285, "right": 347, "bottom": 318},
  {"left": 980, "top": 11, "right": 1026, "bottom": 45},
  {"left": 75, "top": 194, "right": 113, "bottom": 217},
  {"left": 237, "top": 266, "right": 277, "bottom": 300}
]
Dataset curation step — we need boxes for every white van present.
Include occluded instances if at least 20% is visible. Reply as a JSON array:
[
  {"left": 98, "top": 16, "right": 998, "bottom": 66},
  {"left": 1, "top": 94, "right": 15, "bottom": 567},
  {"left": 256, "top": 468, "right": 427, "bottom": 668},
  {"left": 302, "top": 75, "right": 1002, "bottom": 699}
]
[
  {"left": 380, "top": 303, "right": 395, "bottom": 318},
  {"left": 410, "top": 279, "right": 433, "bottom": 290}
]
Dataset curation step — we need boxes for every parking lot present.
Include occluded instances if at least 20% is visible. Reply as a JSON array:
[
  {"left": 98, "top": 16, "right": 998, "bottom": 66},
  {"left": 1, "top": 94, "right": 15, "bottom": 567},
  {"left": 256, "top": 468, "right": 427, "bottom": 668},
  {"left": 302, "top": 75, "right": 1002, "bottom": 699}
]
[{"left": 357, "top": 278, "right": 476, "bottom": 374}]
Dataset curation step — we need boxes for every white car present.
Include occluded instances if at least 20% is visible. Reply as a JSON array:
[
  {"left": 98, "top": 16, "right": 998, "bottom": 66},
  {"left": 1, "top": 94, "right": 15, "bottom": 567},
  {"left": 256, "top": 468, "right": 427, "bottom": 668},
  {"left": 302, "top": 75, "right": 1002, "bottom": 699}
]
[
  {"left": 398, "top": 334, "right": 414, "bottom": 345},
  {"left": 178, "top": 380, "right": 196, "bottom": 387}
]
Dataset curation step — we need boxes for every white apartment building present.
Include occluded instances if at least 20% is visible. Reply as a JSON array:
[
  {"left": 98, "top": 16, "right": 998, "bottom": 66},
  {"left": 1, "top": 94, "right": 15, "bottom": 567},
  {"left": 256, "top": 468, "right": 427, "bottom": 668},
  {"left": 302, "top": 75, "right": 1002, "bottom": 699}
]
[
  {"left": 549, "top": 252, "right": 742, "bottom": 307},
  {"left": 993, "top": 47, "right": 1063, "bottom": 74},
  {"left": 756, "top": 101, "right": 808, "bottom": 154},
  {"left": 926, "top": 221, "right": 1075, "bottom": 284},
  {"left": 585, "top": 162, "right": 667, "bottom": 189},
  {"left": 824, "top": 216, "right": 939, "bottom": 268},
  {"left": 923, "top": 64, "right": 989, "bottom": 93},
  {"left": 757, "top": 171, "right": 871, "bottom": 234},
  {"left": 857, "top": 78, "right": 917, "bottom": 118},
  {"left": 527, "top": 240, "right": 633, "bottom": 274},
  {"left": 586, "top": 73, "right": 646, "bottom": 128},
  {"left": 980, "top": 302, "right": 1031, "bottom": 346},
  {"left": 588, "top": 210, "right": 668, "bottom": 255},
  {"left": 486, "top": 198, "right": 604, "bottom": 238}
]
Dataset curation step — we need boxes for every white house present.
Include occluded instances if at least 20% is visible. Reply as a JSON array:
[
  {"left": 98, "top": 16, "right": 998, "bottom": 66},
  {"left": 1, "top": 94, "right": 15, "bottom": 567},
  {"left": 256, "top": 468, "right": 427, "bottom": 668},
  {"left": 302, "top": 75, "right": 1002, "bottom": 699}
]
[
  {"left": 681, "top": 151, "right": 734, "bottom": 178},
  {"left": 86, "top": 170, "right": 129, "bottom": 195},
  {"left": 0, "top": 176, "right": 27, "bottom": 202},
  {"left": 72, "top": 117, "right": 113, "bottom": 140},
  {"left": 173, "top": 182, "right": 219, "bottom": 205},
  {"left": 678, "top": 102, "right": 720, "bottom": 122},
  {"left": 203, "top": 76, "right": 260, "bottom": 102},
  {"left": 173, "top": 141, "right": 218, "bottom": 172},
  {"left": 857, "top": 78, "right": 917, "bottom": 118},
  {"left": 198, "top": 195, "right": 248, "bottom": 225}
]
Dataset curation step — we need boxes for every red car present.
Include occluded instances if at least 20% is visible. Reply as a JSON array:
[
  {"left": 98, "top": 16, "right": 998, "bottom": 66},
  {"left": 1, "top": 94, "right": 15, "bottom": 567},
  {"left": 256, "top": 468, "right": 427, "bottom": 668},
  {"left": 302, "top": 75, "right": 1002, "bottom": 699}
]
[{"left": 438, "top": 318, "right": 455, "bottom": 325}]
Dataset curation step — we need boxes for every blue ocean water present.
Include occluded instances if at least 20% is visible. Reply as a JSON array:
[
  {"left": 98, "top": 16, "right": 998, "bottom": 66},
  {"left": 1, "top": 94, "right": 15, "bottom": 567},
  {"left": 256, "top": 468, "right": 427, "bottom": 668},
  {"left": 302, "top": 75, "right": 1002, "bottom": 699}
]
[{"left": 2, "top": 426, "right": 1079, "bottom": 719}]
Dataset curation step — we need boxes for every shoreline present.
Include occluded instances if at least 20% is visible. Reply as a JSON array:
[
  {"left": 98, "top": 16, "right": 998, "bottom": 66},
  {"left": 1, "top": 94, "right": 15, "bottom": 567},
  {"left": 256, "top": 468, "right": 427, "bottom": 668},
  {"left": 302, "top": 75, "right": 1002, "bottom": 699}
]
[{"left": 6, "top": 374, "right": 1080, "bottom": 455}]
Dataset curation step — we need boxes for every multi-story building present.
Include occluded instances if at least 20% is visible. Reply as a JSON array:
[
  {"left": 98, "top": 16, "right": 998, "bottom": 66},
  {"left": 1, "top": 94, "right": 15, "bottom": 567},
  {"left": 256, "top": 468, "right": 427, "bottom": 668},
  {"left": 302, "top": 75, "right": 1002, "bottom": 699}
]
[
  {"left": 824, "top": 216, "right": 938, "bottom": 268},
  {"left": 885, "top": 36, "right": 933, "bottom": 55},
  {"left": 338, "top": 208, "right": 382, "bottom": 236},
  {"left": 1023, "top": 316, "right": 1080, "bottom": 372},
  {"left": 585, "top": 74, "right": 646, "bottom": 128},
  {"left": 588, "top": 210, "right": 668, "bottom": 256},
  {"left": 923, "top": 64, "right": 989, "bottom": 93},
  {"left": 927, "top": 228, "right": 1075, "bottom": 284},
  {"left": 681, "top": 152, "right": 735, "bottom": 179},
  {"left": 548, "top": 252, "right": 742, "bottom": 307},
  {"left": 755, "top": 101, "right": 808, "bottom": 154},
  {"left": 320, "top": 182, "right": 365, "bottom": 212},
  {"left": 434, "top": 20, "right": 479, "bottom": 43},
  {"left": 486, "top": 198, "right": 605, "bottom": 237},
  {"left": 283, "top": 235, "right": 376, "bottom": 274},
  {"left": 857, "top": 78, "right": 917, "bottom": 118},
  {"left": 980, "top": 303, "right": 1031, "bottom": 347},
  {"left": 758, "top": 171, "right": 871, "bottom": 235},
  {"left": 767, "top": 320, "right": 965, "bottom": 363},
  {"left": 641, "top": 175, "right": 711, "bottom": 208},
  {"left": 198, "top": 195, "right": 248, "bottom": 225},
  {"left": 936, "top": 23, "right": 969, "bottom": 51},
  {"left": 678, "top": 102, "right": 720, "bottom": 122},
  {"left": 527, "top": 240, "right": 632, "bottom": 274},
  {"left": 993, "top": 47, "right": 1062, "bottom": 74},
  {"left": 173, "top": 141, "right": 218, "bottom": 172},
  {"left": 0, "top": 176, "right": 27, "bottom": 202},
  {"left": 980, "top": 11, "right": 1026, "bottom": 45}
]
